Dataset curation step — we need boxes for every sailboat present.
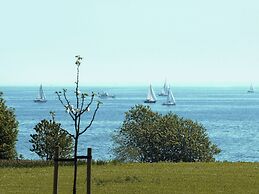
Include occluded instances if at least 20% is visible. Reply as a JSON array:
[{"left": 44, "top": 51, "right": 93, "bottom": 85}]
[
  {"left": 247, "top": 83, "right": 254, "bottom": 93},
  {"left": 144, "top": 84, "right": 157, "bottom": 103},
  {"left": 98, "top": 91, "right": 115, "bottom": 98},
  {"left": 158, "top": 80, "right": 169, "bottom": 96},
  {"left": 162, "top": 86, "right": 176, "bottom": 106},
  {"left": 34, "top": 84, "right": 47, "bottom": 103}
]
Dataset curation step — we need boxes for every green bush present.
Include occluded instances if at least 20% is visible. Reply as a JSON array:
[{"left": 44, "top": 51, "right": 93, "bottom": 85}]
[
  {"left": 30, "top": 117, "right": 73, "bottom": 160},
  {"left": 0, "top": 92, "right": 19, "bottom": 159},
  {"left": 113, "top": 105, "right": 220, "bottom": 162}
]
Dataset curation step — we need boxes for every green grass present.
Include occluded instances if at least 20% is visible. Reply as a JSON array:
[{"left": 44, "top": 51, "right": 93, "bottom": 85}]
[{"left": 1, "top": 162, "right": 259, "bottom": 194}]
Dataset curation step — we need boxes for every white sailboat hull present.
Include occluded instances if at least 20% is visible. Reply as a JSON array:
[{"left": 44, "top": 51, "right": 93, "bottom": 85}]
[
  {"left": 158, "top": 93, "right": 168, "bottom": 96},
  {"left": 162, "top": 102, "right": 175, "bottom": 106},
  {"left": 34, "top": 98, "right": 47, "bottom": 103},
  {"left": 144, "top": 100, "right": 156, "bottom": 103},
  {"left": 98, "top": 92, "right": 115, "bottom": 98}
]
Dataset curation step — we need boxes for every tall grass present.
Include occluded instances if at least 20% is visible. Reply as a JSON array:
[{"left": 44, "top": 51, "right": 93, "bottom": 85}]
[{"left": 0, "top": 162, "right": 259, "bottom": 194}]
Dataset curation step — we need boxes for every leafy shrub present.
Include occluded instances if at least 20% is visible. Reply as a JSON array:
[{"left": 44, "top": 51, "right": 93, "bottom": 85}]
[
  {"left": 30, "top": 117, "right": 73, "bottom": 160},
  {"left": 0, "top": 92, "right": 19, "bottom": 159},
  {"left": 113, "top": 105, "right": 220, "bottom": 162}
]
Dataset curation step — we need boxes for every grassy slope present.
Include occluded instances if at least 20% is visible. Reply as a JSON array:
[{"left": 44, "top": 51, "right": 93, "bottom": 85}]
[{"left": 0, "top": 162, "right": 259, "bottom": 194}]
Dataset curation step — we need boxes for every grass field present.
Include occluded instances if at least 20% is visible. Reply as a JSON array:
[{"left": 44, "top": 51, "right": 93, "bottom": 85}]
[{"left": 1, "top": 162, "right": 259, "bottom": 194}]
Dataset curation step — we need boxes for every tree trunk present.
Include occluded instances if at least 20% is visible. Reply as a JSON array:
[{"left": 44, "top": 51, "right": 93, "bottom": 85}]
[{"left": 73, "top": 138, "right": 78, "bottom": 194}]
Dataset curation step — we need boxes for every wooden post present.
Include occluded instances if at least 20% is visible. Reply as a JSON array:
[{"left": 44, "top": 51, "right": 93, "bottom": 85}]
[
  {"left": 53, "top": 146, "right": 59, "bottom": 194},
  {"left": 86, "top": 148, "right": 92, "bottom": 194}
]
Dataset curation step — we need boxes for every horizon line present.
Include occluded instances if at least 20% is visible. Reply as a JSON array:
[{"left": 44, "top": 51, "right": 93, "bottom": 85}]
[{"left": 0, "top": 83, "right": 255, "bottom": 88}]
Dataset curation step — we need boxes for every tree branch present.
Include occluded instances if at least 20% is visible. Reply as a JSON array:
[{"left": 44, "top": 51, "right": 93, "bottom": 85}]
[
  {"left": 80, "top": 94, "right": 85, "bottom": 112},
  {"left": 78, "top": 102, "right": 100, "bottom": 136},
  {"left": 60, "top": 128, "right": 75, "bottom": 140},
  {"left": 56, "top": 91, "right": 75, "bottom": 121},
  {"left": 77, "top": 94, "right": 86, "bottom": 136},
  {"left": 63, "top": 89, "right": 76, "bottom": 114},
  {"left": 75, "top": 59, "right": 81, "bottom": 110},
  {"left": 80, "top": 93, "right": 95, "bottom": 116}
]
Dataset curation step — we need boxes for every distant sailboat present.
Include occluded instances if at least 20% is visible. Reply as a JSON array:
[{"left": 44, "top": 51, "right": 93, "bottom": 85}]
[
  {"left": 158, "top": 80, "right": 169, "bottom": 96},
  {"left": 144, "top": 84, "right": 157, "bottom": 103},
  {"left": 98, "top": 91, "right": 115, "bottom": 98},
  {"left": 34, "top": 84, "right": 47, "bottom": 103},
  {"left": 162, "top": 86, "right": 176, "bottom": 106},
  {"left": 247, "top": 84, "right": 254, "bottom": 93}
]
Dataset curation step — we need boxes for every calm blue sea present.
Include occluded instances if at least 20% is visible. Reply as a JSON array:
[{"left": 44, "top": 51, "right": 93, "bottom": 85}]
[{"left": 1, "top": 86, "right": 259, "bottom": 162}]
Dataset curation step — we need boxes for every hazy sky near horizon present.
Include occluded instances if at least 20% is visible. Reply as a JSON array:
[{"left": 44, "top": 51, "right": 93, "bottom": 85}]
[{"left": 1, "top": 0, "right": 259, "bottom": 86}]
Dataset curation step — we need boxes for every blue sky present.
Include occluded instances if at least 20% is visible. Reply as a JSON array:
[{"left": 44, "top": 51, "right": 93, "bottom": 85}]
[{"left": 1, "top": 0, "right": 259, "bottom": 86}]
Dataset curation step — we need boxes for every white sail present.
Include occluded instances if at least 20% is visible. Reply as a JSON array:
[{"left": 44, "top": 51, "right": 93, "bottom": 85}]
[
  {"left": 150, "top": 85, "right": 157, "bottom": 101},
  {"left": 145, "top": 84, "right": 156, "bottom": 103},
  {"left": 39, "top": 85, "right": 46, "bottom": 100},
  {"left": 163, "top": 86, "right": 176, "bottom": 105},
  {"left": 248, "top": 83, "right": 254, "bottom": 93},
  {"left": 159, "top": 80, "right": 169, "bottom": 96},
  {"left": 34, "top": 84, "right": 47, "bottom": 102},
  {"left": 167, "top": 88, "right": 175, "bottom": 103}
]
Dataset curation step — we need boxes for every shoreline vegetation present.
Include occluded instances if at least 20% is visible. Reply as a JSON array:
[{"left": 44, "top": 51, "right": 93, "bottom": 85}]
[
  {"left": 0, "top": 158, "right": 255, "bottom": 168},
  {"left": 0, "top": 159, "right": 116, "bottom": 168},
  {"left": 0, "top": 161, "right": 259, "bottom": 194}
]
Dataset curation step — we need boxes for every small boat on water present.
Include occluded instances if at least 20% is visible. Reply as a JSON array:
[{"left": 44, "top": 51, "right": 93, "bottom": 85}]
[
  {"left": 158, "top": 80, "right": 169, "bottom": 96},
  {"left": 144, "top": 84, "right": 157, "bottom": 103},
  {"left": 162, "top": 86, "right": 176, "bottom": 106},
  {"left": 98, "top": 92, "right": 115, "bottom": 98},
  {"left": 247, "top": 84, "right": 254, "bottom": 93},
  {"left": 34, "top": 84, "right": 47, "bottom": 103}
]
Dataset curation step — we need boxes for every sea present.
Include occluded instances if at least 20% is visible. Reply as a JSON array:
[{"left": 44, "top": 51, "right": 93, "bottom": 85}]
[{"left": 1, "top": 86, "right": 259, "bottom": 162}]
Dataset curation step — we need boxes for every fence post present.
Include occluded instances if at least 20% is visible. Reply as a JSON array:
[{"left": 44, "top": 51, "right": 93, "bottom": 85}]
[
  {"left": 86, "top": 148, "right": 92, "bottom": 194},
  {"left": 53, "top": 146, "right": 59, "bottom": 194}
]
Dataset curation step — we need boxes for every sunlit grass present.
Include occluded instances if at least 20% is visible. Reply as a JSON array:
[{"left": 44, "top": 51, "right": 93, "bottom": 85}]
[{"left": 1, "top": 162, "right": 259, "bottom": 194}]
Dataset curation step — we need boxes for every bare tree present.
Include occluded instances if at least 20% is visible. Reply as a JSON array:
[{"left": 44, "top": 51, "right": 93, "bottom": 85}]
[{"left": 56, "top": 55, "right": 101, "bottom": 194}]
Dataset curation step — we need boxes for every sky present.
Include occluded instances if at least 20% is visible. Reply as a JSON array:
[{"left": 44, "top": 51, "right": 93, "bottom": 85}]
[{"left": 1, "top": 0, "right": 259, "bottom": 86}]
